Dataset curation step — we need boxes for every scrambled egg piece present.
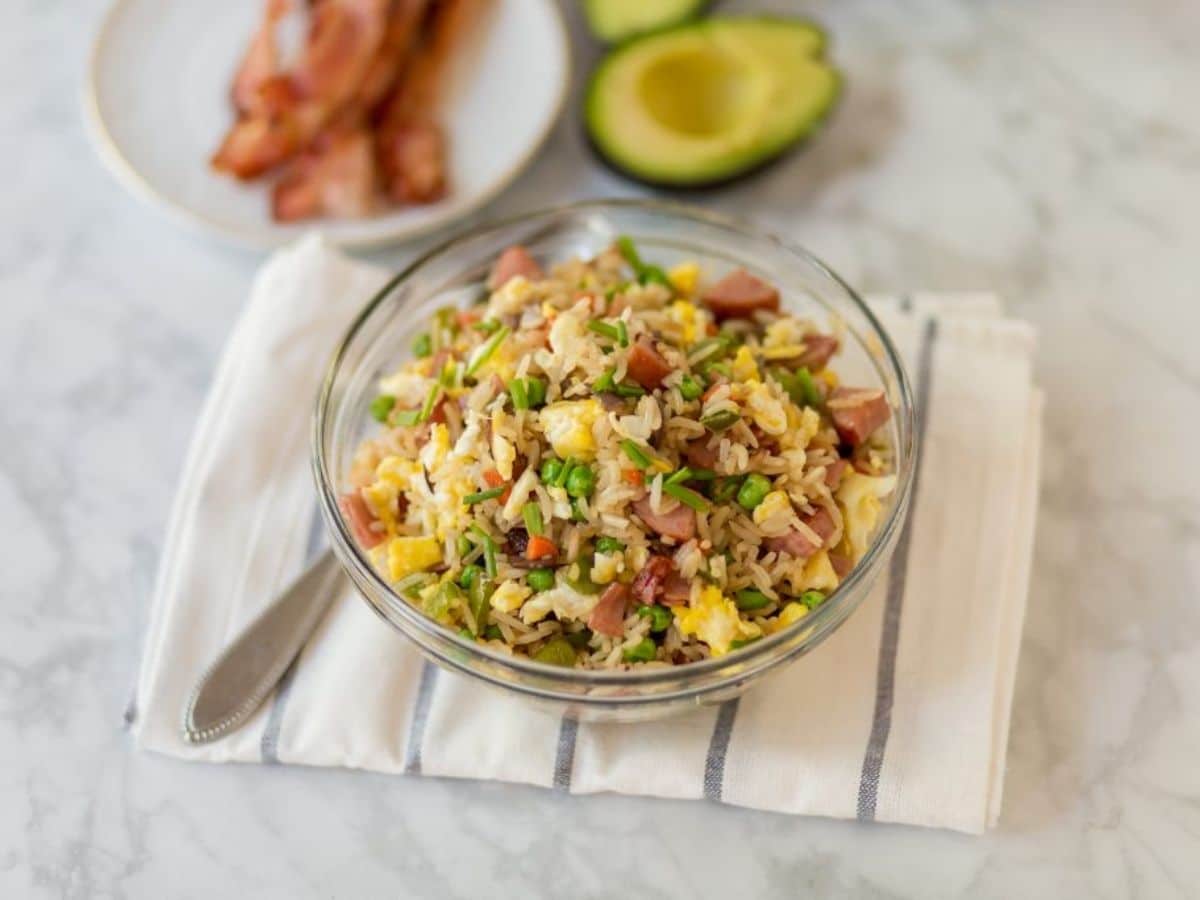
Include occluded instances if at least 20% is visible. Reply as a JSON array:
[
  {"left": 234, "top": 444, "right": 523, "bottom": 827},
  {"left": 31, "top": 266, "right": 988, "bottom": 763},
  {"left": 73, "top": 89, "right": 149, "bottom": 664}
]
[
  {"left": 488, "top": 275, "right": 535, "bottom": 317},
  {"left": 539, "top": 400, "right": 600, "bottom": 460},
  {"left": 732, "top": 346, "right": 759, "bottom": 381},
  {"left": 764, "top": 318, "right": 805, "bottom": 349},
  {"left": 491, "top": 410, "right": 516, "bottom": 480},
  {"left": 753, "top": 490, "right": 795, "bottom": 536},
  {"left": 837, "top": 472, "right": 898, "bottom": 559},
  {"left": 786, "top": 550, "right": 839, "bottom": 595},
  {"left": 377, "top": 371, "right": 428, "bottom": 407},
  {"left": 518, "top": 583, "right": 599, "bottom": 624},
  {"left": 744, "top": 380, "right": 787, "bottom": 435},
  {"left": 386, "top": 536, "right": 442, "bottom": 581},
  {"left": 668, "top": 262, "right": 699, "bottom": 295},
  {"left": 490, "top": 581, "right": 532, "bottom": 614},
  {"left": 668, "top": 300, "right": 699, "bottom": 343},
  {"left": 590, "top": 551, "right": 622, "bottom": 585},
  {"left": 419, "top": 423, "right": 451, "bottom": 472},
  {"left": 675, "top": 586, "right": 762, "bottom": 657}
]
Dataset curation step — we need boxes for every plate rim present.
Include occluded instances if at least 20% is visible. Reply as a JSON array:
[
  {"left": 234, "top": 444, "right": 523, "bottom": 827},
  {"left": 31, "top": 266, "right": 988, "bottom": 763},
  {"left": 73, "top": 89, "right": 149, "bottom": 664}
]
[{"left": 82, "top": 0, "right": 571, "bottom": 252}]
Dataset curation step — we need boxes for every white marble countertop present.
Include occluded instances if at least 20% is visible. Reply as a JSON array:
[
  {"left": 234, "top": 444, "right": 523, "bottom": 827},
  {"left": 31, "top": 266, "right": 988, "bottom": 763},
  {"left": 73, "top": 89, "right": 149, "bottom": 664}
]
[{"left": 4, "top": 0, "right": 1199, "bottom": 896}]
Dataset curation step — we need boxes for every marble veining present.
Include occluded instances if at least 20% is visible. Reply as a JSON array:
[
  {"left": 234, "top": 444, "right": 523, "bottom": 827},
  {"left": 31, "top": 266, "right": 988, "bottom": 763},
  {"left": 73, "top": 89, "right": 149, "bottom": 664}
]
[{"left": 2, "top": 0, "right": 1198, "bottom": 896}]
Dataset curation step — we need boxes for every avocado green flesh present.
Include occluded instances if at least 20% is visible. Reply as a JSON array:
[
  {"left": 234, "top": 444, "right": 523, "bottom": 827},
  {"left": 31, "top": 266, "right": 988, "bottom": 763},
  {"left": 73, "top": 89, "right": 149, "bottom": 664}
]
[
  {"left": 584, "top": 0, "right": 707, "bottom": 44},
  {"left": 586, "top": 18, "right": 840, "bottom": 187}
]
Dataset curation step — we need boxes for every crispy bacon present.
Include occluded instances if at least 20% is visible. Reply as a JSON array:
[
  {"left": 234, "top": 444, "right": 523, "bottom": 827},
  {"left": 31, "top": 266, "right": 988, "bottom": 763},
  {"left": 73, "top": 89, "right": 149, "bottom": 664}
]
[
  {"left": 271, "top": 125, "right": 377, "bottom": 221},
  {"left": 631, "top": 555, "right": 673, "bottom": 605}
]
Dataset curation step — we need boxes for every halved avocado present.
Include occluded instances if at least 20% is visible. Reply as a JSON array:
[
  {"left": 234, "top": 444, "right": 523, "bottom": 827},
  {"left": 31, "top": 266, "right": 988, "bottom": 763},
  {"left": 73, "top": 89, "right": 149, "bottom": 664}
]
[
  {"left": 585, "top": 17, "right": 841, "bottom": 188},
  {"left": 583, "top": 0, "right": 708, "bottom": 45}
]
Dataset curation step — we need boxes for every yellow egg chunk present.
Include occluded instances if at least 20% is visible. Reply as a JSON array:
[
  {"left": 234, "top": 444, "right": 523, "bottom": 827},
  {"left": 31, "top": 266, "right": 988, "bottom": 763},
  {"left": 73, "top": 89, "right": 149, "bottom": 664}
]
[
  {"left": 777, "top": 602, "right": 810, "bottom": 629},
  {"left": 387, "top": 536, "right": 442, "bottom": 581},
  {"left": 787, "top": 550, "right": 839, "bottom": 595},
  {"left": 668, "top": 262, "right": 699, "bottom": 295},
  {"left": 490, "top": 581, "right": 532, "bottom": 613},
  {"left": 538, "top": 400, "right": 600, "bottom": 460},
  {"left": 732, "top": 346, "right": 759, "bottom": 381},
  {"left": 675, "top": 586, "right": 762, "bottom": 657}
]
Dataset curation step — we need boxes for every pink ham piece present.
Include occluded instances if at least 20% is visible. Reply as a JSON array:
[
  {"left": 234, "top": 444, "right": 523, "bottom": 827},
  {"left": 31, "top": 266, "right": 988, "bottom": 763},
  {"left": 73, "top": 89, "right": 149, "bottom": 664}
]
[
  {"left": 824, "top": 458, "right": 849, "bottom": 490},
  {"left": 661, "top": 572, "right": 692, "bottom": 606},
  {"left": 795, "top": 334, "right": 839, "bottom": 370},
  {"left": 626, "top": 338, "right": 673, "bottom": 390},
  {"left": 684, "top": 438, "right": 720, "bottom": 470},
  {"left": 764, "top": 506, "right": 836, "bottom": 559},
  {"left": 829, "top": 552, "right": 853, "bottom": 579},
  {"left": 338, "top": 491, "right": 384, "bottom": 549},
  {"left": 488, "top": 245, "right": 543, "bottom": 290},
  {"left": 588, "top": 583, "right": 630, "bottom": 636},
  {"left": 632, "top": 496, "right": 696, "bottom": 543},
  {"left": 700, "top": 268, "right": 780, "bottom": 321},
  {"left": 630, "top": 555, "right": 673, "bottom": 605},
  {"left": 827, "top": 387, "right": 891, "bottom": 446}
]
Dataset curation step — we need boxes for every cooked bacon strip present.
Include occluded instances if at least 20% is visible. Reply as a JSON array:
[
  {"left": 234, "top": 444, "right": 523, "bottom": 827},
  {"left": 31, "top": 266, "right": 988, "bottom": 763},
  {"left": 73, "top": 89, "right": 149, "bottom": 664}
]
[
  {"left": 828, "top": 387, "right": 891, "bottom": 446},
  {"left": 626, "top": 338, "right": 673, "bottom": 390},
  {"left": 272, "top": 125, "right": 377, "bottom": 221},
  {"left": 488, "top": 245, "right": 543, "bottom": 290},
  {"left": 588, "top": 583, "right": 630, "bottom": 637},
  {"left": 630, "top": 555, "right": 673, "bottom": 605},
  {"left": 230, "top": 0, "right": 296, "bottom": 116},
  {"left": 213, "top": 0, "right": 392, "bottom": 180},
  {"left": 701, "top": 268, "right": 780, "bottom": 320},
  {"left": 633, "top": 496, "right": 696, "bottom": 543},
  {"left": 376, "top": 0, "right": 485, "bottom": 203},
  {"left": 355, "top": 0, "right": 432, "bottom": 111},
  {"left": 339, "top": 491, "right": 384, "bottom": 548}
]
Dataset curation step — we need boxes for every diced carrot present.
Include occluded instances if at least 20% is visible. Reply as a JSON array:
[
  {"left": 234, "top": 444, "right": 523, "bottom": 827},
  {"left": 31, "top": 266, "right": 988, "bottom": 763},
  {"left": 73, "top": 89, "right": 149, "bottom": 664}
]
[
  {"left": 526, "top": 535, "right": 557, "bottom": 561},
  {"left": 483, "top": 468, "right": 512, "bottom": 504},
  {"left": 622, "top": 468, "right": 644, "bottom": 486},
  {"left": 706, "top": 323, "right": 719, "bottom": 336},
  {"left": 456, "top": 309, "right": 479, "bottom": 328}
]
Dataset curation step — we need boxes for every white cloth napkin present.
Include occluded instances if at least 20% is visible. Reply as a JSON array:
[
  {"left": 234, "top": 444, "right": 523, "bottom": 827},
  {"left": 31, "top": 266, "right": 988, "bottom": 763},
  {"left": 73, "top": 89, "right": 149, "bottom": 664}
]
[{"left": 132, "top": 235, "right": 1042, "bottom": 834}]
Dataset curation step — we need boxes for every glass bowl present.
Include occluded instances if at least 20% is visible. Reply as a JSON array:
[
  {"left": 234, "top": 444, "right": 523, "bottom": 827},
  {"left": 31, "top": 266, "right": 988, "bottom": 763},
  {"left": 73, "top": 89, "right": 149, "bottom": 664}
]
[{"left": 313, "top": 199, "right": 916, "bottom": 722}]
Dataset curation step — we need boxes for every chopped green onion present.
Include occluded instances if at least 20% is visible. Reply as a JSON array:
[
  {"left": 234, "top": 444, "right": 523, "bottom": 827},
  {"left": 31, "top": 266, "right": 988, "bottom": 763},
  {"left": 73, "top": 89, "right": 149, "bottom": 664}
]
[
  {"left": 795, "top": 367, "right": 823, "bottom": 408},
  {"left": 459, "top": 564, "right": 483, "bottom": 589},
  {"left": 703, "top": 361, "right": 733, "bottom": 380},
  {"left": 734, "top": 588, "right": 772, "bottom": 611},
  {"left": 641, "top": 265, "right": 671, "bottom": 288},
  {"left": 622, "top": 637, "right": 658, "bottom": 663},
  {"left": 616, "top": 319, "right": 629, "bottom": 348},
  {"left": 483, "top": 624, "right": 502, "bottom": 640},
  {"left": 663, "top": 482, "right": 710, "bottom": 512},
  {"left": 466, "top": 325, "right": 510, "bottom": 376},
  {"left": 729, "top": 636, "right": 762, "bottom": 651},
  {"left": 620, "top": 439, "right": 653, "bottom": 469},
  {"left": 800, "top": 590, "right": 827, "bottom": 609},
  {"left": 471, "top": 525, "right": 498, "bottom": 578},
  {"left": 679, "top": 374, "right": 704, "bottom": 401},
  {"left": 571, "top": 496, "right": 588, "bottom": 522},
  {"left": 525, "top": 377, "right": 547, "bottom": 408},
  {"left": 438, "top": 361, "right": 459, "bottom": 388},
  {"left": 737, "top": 473, "right": 773, "bottom": 511},
  {"left": 458, "top": 628, "right": 474, "bottom": 640},
  {"left": 565, "top": 465, "right": 597, "bottom": 499},
  {"left": 636, "top": 605, "right": 673, "bottom": 633},
  {"left": 419, "top": 385, "right": 442, "bottom": 422},
  {"left": 412, "top": 333, "right": 432, "bottom": 358},
  {"left": 533, "top": 636, "right": 577, "bottom": 667},
  {"left": 463, "top": 485, "right": 506, "bottom": 506},
  {"left": 665, "top": 467, "right": 693, "bottom": 487},
  {"left": 595, "top": 536, "right": 625, "bottom": 554},
  {"left": 700, "top": 409, "right": 740, "bottom": 432},
  {"left": 687, "top": 337, "right": 727, "bottom": 365},
  {"left": 711, "top": 476, "right": 744, "bottom": 504},
  {"left": 593, "top": 368, "right": 616, "bottom": 393},
  {"left": 614, "top": 381, "right": 645, "bottom": 398},
  {"left": 540, "top": 457, "right": 563, "bottom": 484},
  {"left": 565, "top": 554, "right": 600, "bottom": 595},
  {"left": 527, "top": 568, "right": 555, "bottom": 592},
  {"left": 616, "top": 235, "right": 643, "bottom": 270},
  {"left": 369, "top": 394, "right": 395, "bottom": 423},
  {"left": 472, "top": 318, "right": 501, "bottom": 335},
  {"left": 467, "top": 577, "right": 492, "bottom": 635},
  {"left": 522, "top": 502, "right": 544, "bottom": 535},
  {"left": 508, "top": 377, "right": 529, "bottom": 410},
  {"left": 393, "top": 408, "right": 422, "bottom": 427},
  {"left": 587, "top": 319, "right": 621, "bottom": 342},
  {"left": 456, "top": 534, "right": 474, "bottom": 557},
  {"left": 689, "top": 468, "right": 717, "bottom": 482}
]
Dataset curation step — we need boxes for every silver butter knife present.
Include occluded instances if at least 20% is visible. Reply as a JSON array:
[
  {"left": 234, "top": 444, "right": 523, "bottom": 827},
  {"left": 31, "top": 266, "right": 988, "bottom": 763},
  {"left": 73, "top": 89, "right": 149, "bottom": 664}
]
[{"left": 183, "top": 549, "right": 344, "bottom": 744}]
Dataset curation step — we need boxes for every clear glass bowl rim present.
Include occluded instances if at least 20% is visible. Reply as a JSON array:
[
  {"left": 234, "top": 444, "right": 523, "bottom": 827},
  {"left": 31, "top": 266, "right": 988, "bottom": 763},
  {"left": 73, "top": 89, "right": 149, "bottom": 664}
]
[{"left": 312, "top": 198, "right": 917, "bottom": 689}]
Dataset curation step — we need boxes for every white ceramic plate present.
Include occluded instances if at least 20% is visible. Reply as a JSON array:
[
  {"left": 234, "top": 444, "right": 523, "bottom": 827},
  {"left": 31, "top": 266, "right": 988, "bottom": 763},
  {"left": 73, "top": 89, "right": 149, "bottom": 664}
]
[{"left": 85, "top": 0, "right": 569, "bottom": 250}]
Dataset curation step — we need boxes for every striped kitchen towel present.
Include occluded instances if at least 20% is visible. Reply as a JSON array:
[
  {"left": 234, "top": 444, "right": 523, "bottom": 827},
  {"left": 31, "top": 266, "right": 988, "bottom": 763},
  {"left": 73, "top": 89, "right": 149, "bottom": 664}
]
[{"left": 131, "top": 235, "right": 1041, "bottom": 834}]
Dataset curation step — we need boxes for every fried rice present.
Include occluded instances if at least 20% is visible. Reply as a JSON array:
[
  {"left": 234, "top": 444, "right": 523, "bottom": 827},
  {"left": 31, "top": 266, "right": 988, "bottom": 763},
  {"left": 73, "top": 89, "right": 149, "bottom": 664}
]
[{"left": 338, "top": 239, "right": 897, "bottom": 669}]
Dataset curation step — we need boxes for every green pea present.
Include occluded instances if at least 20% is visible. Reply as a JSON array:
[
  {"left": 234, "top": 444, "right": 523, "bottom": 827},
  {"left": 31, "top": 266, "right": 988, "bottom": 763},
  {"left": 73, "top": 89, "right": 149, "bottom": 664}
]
[
  {"left": 565, "top": 465, "right": 596, "bottom": 499},
  {"left": 459, "top": 564, "right": 482, "bottom": 590},
  {"left": 527, "top": 568, "right": 555, "bottom": 592},
  {"left": 800, "top": 590, "right": 827, "bottom": 609},
  {"left": 533, "top": 637, "right": 577, "bottom": 667},
  {"left": 412, "top": 333, "right": 432, "bottom": 358},
  {"left": 636, "top": 605, "right": 673, "bottom": 632},
  {"left": 734, "top": 588, "right": 772, "bottom": 611},
  {"left": 369, "top": 394, "right": 396, "bottom": 423},
  {"left": 679, "top": 374, "right": 704, "bottom": 401},
  {"left": 595, "top": 536, "right": 625, "bottom": 555},
  {"left": 622, "top": 638, "right": 658, "bottom": 663},
  {"left": 540, "top": 457, "right": 563, "bottom": 484},
  {"left": 737, "top": 473, "right": 772, "bottom": 511}
]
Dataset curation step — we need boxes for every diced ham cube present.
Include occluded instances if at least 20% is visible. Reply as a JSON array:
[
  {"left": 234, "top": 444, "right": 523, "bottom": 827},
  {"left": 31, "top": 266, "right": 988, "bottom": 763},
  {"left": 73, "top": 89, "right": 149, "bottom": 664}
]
[
  {"left": 588, "top": 583, "right": 630, "bottom": 636},
  {"left": 763, "top": 506, "right": 836, "bottom": 559},
  {"left": 824, "top": 459, "right": 849, "bottom": 490},
  {"left": 488, "top": 245, "right": 543, "bottom": 290},
  {"left": 795, "top": 334, "right": 839, "bottom": 370},
  {"left": 626, "top": 338, "right": 673, "bottom": 390},
  {"left": 339, "top": 491, "right": 384, "bottom": 549},
  {"left": 684, "top": 438, "right": 720, "bottom": 470},
  {"left": 661, "top": 573, "right": 692, "bottom": 606},
  {"left": 632, "top": 497, "right": 696, "bottom": 543},
  {"left": 829, "top": 552, "right": 853, "bottom": 578},
  {"left": 700, "top": 268, "right": 780, "bottom": 320},
  {"left": 827, "top": 387, "right": 891, "bottom": 446},
  {"left": 631, "top": 555, "right": 673, "bottom": 605}
]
